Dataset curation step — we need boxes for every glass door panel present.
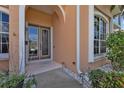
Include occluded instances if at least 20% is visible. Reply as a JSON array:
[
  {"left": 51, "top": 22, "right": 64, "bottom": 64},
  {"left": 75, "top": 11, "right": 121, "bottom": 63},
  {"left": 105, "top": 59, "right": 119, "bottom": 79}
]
[
  {"left": 28, "top": 26, "right": 39, "bottom": 61},
  {"left": 41, "top": 28, "right": 51, "bottom": 59}
]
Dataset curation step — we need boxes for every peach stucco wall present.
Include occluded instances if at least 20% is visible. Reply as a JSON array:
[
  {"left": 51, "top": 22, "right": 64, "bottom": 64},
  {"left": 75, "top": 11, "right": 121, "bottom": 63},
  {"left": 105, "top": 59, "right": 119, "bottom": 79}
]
[
  {"left": 0, "top": 60, "right": 9, "bottom": 72},
  {"left": 26, "top": 7, "right": 52, "bottom": 27},
  {"left": 53, "top": 6, "right": 77, "bottom": 72},
  {"left": 9, "top": 6, "right": 19, "bottom": 74}
]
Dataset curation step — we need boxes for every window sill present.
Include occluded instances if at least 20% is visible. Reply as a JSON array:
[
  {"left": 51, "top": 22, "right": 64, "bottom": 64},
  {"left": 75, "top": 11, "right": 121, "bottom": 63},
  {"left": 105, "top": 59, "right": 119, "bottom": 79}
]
[
  {"left": 0, "top": 53, "right": 9, "bottom": 60},
  {"left": 94, "top": 53, "right": 106, "bottom": 62}
]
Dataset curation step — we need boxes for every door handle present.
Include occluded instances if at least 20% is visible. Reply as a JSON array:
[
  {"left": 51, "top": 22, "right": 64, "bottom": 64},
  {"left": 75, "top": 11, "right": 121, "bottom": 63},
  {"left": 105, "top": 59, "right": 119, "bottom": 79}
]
[{"left": 25, "top": 41, "right": 28, "bottom": 45}]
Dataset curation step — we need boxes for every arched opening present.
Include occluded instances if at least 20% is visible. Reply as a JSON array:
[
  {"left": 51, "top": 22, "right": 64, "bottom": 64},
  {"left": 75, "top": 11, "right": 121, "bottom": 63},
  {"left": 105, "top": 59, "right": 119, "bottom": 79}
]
[
  {"left": 23, "top": 5, "right": 66, "bottom": 74},
  {"left": 25, "top": 5, "right": 65, "bottom": 23}
]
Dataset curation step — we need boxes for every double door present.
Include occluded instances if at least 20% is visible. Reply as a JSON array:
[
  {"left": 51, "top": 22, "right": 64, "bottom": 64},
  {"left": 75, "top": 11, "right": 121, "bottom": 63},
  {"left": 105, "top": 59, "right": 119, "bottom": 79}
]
[{"left": 26, "top": 25, "right": 51, "bottom": 61}]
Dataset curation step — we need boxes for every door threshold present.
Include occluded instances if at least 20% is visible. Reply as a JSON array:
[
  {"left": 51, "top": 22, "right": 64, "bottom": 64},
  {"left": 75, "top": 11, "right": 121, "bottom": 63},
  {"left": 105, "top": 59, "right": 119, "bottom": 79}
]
[
  {"left": 26, "top": 59, "right": 52, "bottom": 64},
  {"left": 26, "top": 61, "right": 62, "bottom": 75}
]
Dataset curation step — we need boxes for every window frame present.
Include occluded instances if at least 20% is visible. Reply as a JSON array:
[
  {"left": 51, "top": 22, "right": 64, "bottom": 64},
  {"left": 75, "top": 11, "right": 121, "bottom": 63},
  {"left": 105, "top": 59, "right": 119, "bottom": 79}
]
[
  {"left": 0, "top": 8, "right": 9, "bottom": 60},
  {"left": 94, "top": 12, "right": 109, "bottom": 60}
]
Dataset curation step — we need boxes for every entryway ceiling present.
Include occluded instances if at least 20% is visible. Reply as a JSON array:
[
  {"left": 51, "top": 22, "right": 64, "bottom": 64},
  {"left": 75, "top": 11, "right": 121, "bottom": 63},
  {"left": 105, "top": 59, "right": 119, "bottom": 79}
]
[{"left": 29, "top": 5, "right": 56, "bottom": 15}]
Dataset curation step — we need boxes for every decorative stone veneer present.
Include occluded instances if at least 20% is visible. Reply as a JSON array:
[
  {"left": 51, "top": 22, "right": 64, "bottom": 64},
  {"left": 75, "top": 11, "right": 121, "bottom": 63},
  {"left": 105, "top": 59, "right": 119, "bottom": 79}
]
[
  {"left": 62, "top": 63, "right": 113, "bottom": 88},
  {"left": 23, "top": 75, "right": 36, "bottom": 88},
  {"left": 62, "top": 66, "right": 83, "bottom": 84},
  {"left": 62, "top": 66, "right": 91, "bottom": 87},
  {"left": 98, "top": 63, "right": 113, "bottom": 72},
  {"left": 82, "top": 72, "right": 92, "bottom": 88}
]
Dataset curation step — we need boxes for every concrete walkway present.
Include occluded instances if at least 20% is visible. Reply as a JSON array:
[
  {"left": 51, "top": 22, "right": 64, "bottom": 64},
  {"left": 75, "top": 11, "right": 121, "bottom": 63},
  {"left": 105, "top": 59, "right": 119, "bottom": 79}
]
[
  {"left": 26, "top": 61, "right": 62, "bottom": 76},
  {"left": 35, "top": 68, "right": 83, "bottom": 88}
]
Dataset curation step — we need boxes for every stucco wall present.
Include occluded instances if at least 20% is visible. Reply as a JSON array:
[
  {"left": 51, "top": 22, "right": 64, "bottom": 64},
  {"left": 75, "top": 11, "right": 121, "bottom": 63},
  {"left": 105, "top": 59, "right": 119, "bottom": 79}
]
[
  {"left": 0, "top": 60, "right": 9, "bottom": 71},
  {"left": 53, "top": 6, "right": 77, "bottom": 72},
  {"left": 26, "top": 7, "right": 52, "bottom": 27},
  {"left": 9, "top": 5, "right": 19, "bottom": 74}
]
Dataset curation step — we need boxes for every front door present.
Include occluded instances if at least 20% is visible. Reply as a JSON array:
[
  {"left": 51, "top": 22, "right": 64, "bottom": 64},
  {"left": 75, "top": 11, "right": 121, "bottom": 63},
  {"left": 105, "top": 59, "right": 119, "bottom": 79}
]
[
  {"left": 26, "top": 25, "right": 51, "bottom": 62},
  {"left": 40, "top": 28, "right": 51, "bottom": 59}
]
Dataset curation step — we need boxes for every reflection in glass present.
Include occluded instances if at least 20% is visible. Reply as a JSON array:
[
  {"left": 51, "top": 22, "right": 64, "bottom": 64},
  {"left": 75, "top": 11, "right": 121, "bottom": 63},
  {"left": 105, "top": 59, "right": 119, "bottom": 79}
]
[
  {"left": 28, "top": 26, "right": 38, "bottom": 59},
  {"left": 42, "top": 30, "right": 49, "bottom": 55},
  {"left": 2, "top": 23, "right": 9, "bottom": 32},
  {"left": 2, "top": 34, "right": 8, "bottom": 43},
  {"left": 27, "top": 25, "right": 51, "bottom": 61},
  {"left": 2, "top": 13, "right": 9, "bottom": 22},
  {"left": 2, "top": 43, "right": 8, "bottom": 53}
]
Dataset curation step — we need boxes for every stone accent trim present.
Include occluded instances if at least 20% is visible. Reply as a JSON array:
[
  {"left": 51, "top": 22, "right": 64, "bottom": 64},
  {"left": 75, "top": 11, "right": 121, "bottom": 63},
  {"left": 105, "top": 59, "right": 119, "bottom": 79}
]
[
  {"left": 62, "top": 66, "right": 82, "bottom": 84},
  {"left": 62, "top": 63, "right": 112, "bottom": 88},
  {"left": 98, "top": 63, "right": 113, "bottom": 72}
]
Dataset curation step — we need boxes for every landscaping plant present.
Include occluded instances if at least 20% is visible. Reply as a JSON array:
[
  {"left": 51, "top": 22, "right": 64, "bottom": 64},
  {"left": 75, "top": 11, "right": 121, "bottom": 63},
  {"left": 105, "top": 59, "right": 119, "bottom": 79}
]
[
  {"left": 0, "top": 74, "right": 25, "bottom": 88},
  {"left": 106, "top": 31, "right": 124, "bottom": 71},
  {"left": 89, "top": 69, "right": 124, "bottom": 88},
  {"left": 0, "top": 72, "right": 36, "bottom": 88}
]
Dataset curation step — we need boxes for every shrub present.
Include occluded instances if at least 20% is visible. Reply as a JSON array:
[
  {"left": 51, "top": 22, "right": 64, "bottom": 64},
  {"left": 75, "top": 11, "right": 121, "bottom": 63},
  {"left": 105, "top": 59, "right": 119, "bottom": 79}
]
[
  {"left": 89, "top": 69, "right": 124, "bottom": 88},
  {"left": 0, "top": 73, "right": 36, "bottom": 88},
  {"left": 89, "top": 69, "right": 106, "bottom": 87},
  {"left": 0, "top": 74, "right": 25, "bottom": 88},
  {"left": 24, "top": 76, "right": 37, "bottom": 88},
  {"left": 106, "top": 31, "right": 124, "bottom": 71}
]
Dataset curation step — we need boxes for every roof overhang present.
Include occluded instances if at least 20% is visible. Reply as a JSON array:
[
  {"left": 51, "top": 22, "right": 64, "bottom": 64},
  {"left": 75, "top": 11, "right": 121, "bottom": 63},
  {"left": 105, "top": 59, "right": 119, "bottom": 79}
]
[{"left": 111, "top": 6, "right": 121, "bottom": 16}]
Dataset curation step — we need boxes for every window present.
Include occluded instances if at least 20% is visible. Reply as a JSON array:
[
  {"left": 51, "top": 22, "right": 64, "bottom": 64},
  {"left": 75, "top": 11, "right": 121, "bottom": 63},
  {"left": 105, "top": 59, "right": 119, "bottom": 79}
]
[
  {"left": 0, "top": 11, "right": 9, "bottom": 55},
  {"left": 113, "top": 14, "right": 124, "bottom": 30},
  {"left": 113, "top": 14, "right": 121, "bottom": 26},
  {"left": 94, "top": 15, "right": 107, "bottom": 57}
]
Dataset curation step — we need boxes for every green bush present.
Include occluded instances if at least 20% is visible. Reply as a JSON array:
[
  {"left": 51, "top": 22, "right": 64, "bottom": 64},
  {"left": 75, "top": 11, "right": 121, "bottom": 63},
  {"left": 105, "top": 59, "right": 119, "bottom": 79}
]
[
  {"left": 24, "top": 76, "right": 37, "bottom": 88},
  {"left": 106, "top": 31, "right": 124, "bottom": 71},
  {"left": 0, "top": 72, "right": 36, "bottom": 88},
  {"left": 89, "top": 69, "right": 106, "bottom": 87},
  {"left": 89, "top": 69, "right": 124, "bottom": 88},
  {"left": 0, "top": 74, "right": 25, "bottom": 88}
]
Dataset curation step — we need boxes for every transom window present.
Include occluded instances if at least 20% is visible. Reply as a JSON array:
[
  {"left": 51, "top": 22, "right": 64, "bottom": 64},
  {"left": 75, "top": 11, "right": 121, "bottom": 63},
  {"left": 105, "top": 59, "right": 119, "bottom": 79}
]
[
  {"left": 0, "top": 11, "right": 9, "bottom": 54},
  {"left": 94, "top": 15, "right": 107, "bottom": 57}
]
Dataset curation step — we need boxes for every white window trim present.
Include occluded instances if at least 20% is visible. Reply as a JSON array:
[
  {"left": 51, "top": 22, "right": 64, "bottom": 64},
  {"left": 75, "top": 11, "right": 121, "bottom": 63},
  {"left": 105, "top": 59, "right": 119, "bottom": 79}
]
[
  {"left": 0, "top": 53, "right": 9, "bottom": 60},
  {"left": 0, "top": 7, "right": 9, "bottom": 60},
  {"left": 88, "top": 5, "right": 94, "bottom": 63},
  {"left": 94, "top": 10, "right": 109, "bottom": 60},
  {"left": 94, "top": 53, "right": 106, "bottom": 61},
  {"left": 88, "top": 6, "right": 110, "bottom": 63}
]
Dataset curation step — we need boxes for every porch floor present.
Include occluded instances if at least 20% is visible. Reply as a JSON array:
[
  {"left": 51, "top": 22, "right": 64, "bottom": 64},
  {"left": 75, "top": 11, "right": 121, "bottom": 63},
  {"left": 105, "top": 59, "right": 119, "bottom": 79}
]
[
  {"left": 35, "top": 68, "right": 83, "bottom": 88},
  {"left": 26, "top": 61, "right": 62, "bottom": 76}
]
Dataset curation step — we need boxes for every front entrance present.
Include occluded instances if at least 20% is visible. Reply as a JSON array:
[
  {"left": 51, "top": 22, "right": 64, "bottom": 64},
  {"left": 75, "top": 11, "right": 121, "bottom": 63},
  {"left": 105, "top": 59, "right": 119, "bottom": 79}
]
[{"left": 26, "top": 25, "right": 51, "bottom": 62}]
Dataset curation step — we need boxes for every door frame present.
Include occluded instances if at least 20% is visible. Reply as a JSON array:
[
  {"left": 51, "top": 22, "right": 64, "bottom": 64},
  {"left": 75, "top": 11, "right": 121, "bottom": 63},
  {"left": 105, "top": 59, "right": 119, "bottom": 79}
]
[
  {"left": 40, "top": 27, "right": 51, "bottom": 59},
  {"left": 26, "top": 24, "right": 53, "bottom": 64}
]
